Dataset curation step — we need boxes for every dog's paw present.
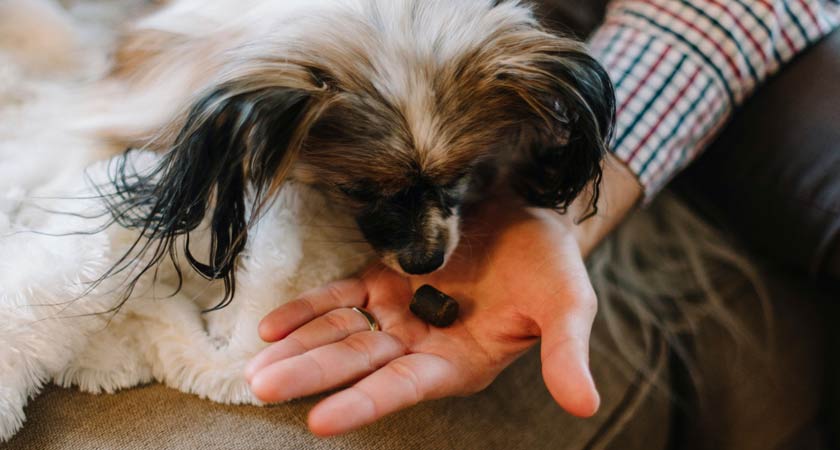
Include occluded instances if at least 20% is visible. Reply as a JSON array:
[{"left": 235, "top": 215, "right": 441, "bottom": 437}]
[
  {"left": 188, "top": 375, "right": 263, "bottom": 406},
  {"left": 156, "top": 356, "right": 264, "bottom": 405},
  {"left": 54, "top": 364, "right": 153, "bottom": 395},
  {"left": 54, "top": 323, "right": 151, "bottom": 394}
]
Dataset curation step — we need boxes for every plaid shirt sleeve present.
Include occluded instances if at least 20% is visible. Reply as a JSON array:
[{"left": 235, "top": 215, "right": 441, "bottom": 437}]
[{"left": 588, "top": 0, "right": 840, "bottom": 198}]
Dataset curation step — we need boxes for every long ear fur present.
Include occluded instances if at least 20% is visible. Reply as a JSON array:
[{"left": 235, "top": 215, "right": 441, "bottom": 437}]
[
  {"left": 507, "top": 42, "right": 616, "bottom": 220},
  {"left": 98, "top": 84, "right": 317, "bottom": 310}
]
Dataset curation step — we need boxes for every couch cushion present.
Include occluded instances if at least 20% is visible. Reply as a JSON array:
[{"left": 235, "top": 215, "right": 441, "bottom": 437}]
[{"left": 1, "top": 317, "right": 671, "bottom": 450}]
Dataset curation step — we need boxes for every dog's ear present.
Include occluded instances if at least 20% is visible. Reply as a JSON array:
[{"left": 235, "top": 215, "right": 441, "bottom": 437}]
[
  {"left": 503, "top": 40, "right": 615, "bottom": 219},
  {"left": 102, "top": 84, "right": 320, "bottom": 309}
]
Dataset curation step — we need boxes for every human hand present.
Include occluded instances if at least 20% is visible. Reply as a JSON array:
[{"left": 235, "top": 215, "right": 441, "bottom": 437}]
[{"left": 244, "top": 196, "right": 604, "bottom": 436}]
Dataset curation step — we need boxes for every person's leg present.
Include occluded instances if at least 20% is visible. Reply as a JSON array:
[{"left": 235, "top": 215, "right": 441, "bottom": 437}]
[{"left": 674, "top": 257, "right": 829, "bottom": 450}]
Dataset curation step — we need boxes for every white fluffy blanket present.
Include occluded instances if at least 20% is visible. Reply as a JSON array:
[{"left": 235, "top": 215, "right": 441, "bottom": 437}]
[{"left": 0, "top": 0, "right": 370, "bottom": 441}]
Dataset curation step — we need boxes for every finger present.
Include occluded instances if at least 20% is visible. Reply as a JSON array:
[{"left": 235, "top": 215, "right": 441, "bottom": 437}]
[
  {"left": 245, "top": 307, "right": 374, "bottom": 382},
  {"left": 308, "top": 353, "right": 460, "bottom": 436},
  {"left": 258, "top": 279, "right": 368, "bottom": 342},
  {"left": 249, "top": 331, "right": 406, "bottom": 403},
  {"left": 538, "top": 288, "right": 600, "bottom": 418}
]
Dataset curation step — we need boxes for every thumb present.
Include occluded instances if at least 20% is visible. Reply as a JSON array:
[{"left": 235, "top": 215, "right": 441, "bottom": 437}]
[{"left": 539, "top": 298, "right": 599, "bottom": 417}]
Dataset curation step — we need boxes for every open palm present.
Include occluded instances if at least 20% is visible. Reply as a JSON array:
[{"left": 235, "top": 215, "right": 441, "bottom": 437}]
[{"left": 245, "top": 202, "right": 600, "bottom": 436}]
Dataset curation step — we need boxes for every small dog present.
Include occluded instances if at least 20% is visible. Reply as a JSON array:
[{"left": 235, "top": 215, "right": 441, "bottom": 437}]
[{"left": 97, "top": 0, "right": 615, "bottom": 304}]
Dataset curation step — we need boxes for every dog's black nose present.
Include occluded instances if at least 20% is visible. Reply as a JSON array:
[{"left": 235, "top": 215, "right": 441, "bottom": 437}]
[{"left": 398, "top": 250, "right": 445, "bottom": 275}]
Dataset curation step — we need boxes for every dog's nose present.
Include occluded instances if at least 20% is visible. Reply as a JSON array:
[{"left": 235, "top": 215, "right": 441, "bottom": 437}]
[{"left": 398, "top": 249, "right": 445, "bottom": 275}]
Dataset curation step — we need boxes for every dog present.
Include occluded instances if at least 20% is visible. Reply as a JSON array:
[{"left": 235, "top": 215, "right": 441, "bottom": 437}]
[{"left": 95, "top": 0, "right": 615, "bottom": 306}]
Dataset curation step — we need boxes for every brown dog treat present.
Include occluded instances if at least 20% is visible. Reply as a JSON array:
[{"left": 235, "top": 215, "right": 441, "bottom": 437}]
[{"left": 410, "top": 285, "right": 459, "bottom": 327}]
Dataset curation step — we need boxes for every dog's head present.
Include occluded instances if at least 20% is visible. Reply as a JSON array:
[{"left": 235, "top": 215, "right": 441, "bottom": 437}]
[{"left": 104, "top": 0, "right": 614, "bottom": 304}]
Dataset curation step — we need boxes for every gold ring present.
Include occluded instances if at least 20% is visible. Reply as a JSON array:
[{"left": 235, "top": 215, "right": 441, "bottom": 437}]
[{"left": 350, "top": 306, "right": 380, "bottom": 332}]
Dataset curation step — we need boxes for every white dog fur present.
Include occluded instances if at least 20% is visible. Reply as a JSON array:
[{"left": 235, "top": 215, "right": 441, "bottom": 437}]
[{"left": 0, "top": 0, "right": 371, "bottom": 440}]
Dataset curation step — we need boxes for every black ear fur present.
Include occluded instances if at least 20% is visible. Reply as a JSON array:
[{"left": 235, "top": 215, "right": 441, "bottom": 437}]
[
  {"left": 99, "top": 85, "right": 313, "bottom": 310},
  {"left": 509, "top": 49, "right": 615, "bottom": 220}
]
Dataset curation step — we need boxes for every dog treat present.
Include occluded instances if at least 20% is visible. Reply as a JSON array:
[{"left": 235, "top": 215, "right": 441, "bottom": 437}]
[{"left": 410, "top": 285, "right": 459, "bottom": 327}]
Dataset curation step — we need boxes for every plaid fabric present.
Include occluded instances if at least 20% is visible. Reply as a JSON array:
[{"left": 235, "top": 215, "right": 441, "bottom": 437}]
[{"left": 589, "top": 0, "right": 840, "bottom": 197}]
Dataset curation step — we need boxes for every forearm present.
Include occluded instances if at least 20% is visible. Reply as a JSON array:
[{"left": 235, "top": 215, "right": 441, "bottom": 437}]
[
  {"left": 540, "top": 0, "right": 840, "bottom": 254},
  {"left": 493, "top": 1, "right": 840, "bottom": 257},
  {"left": 589, "top": 0, "right": 840, "bottom": 197}
]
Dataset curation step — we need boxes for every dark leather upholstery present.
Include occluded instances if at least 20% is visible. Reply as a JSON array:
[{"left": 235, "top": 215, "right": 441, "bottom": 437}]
[{"left": 678, "top": 30, "right": 840, "bottom": 284}]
